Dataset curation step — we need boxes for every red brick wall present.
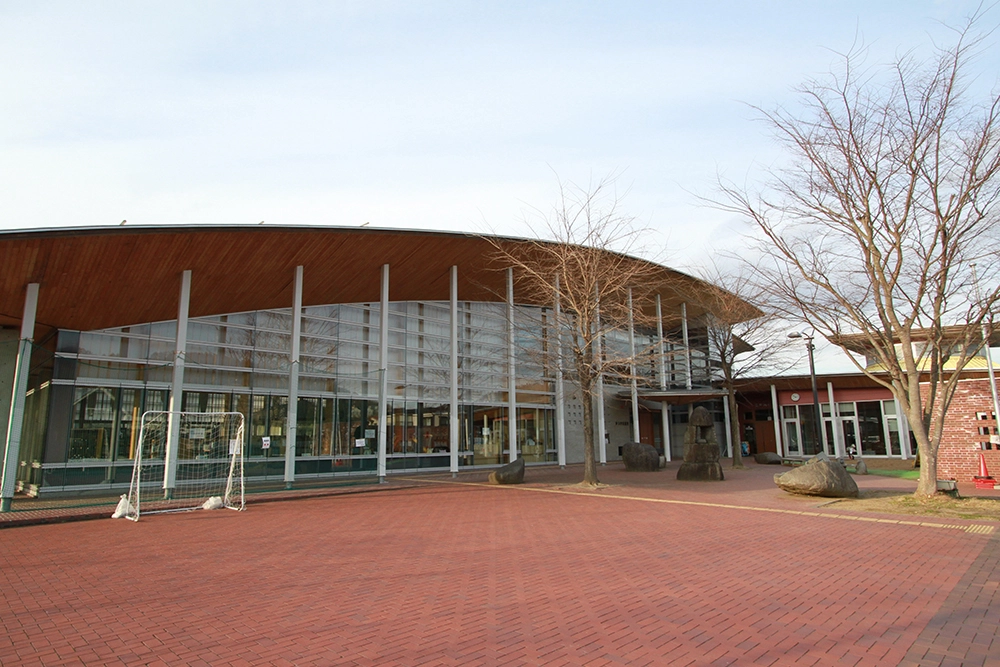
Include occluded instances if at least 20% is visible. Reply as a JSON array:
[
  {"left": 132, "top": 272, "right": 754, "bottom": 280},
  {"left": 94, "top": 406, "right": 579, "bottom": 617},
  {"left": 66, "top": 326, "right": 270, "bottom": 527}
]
[{"left": 931, "top": 378, "right": 1000, "bottom": 481}]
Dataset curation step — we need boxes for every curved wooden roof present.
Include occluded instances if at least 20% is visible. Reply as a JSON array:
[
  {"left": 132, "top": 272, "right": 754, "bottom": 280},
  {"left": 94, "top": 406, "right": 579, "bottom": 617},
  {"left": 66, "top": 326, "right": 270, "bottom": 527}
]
[{"left": 0, "top": 225, "right": 741, "bottom": 336}]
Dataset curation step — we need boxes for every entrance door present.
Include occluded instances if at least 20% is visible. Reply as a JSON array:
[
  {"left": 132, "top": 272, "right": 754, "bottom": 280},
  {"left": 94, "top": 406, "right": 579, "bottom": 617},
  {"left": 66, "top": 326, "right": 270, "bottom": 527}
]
[
  {"left": 784, "top": 420, "right": 801, "bottom": 456},
  {"left": 839, "top": 419, "right": 858, "bottom": 457}
]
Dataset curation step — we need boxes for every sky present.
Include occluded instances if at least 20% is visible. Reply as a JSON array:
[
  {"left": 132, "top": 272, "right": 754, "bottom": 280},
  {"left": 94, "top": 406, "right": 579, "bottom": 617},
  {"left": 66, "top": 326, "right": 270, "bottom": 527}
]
[{"left": 1, "top": 1, "right": 997, "bottom": 373}]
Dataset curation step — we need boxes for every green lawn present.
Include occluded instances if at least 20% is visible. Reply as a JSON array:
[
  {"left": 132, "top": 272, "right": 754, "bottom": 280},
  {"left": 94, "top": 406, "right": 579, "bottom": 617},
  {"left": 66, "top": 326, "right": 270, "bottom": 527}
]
[{"left": 861, "top": 468, "right": 921, "bottom": 480}]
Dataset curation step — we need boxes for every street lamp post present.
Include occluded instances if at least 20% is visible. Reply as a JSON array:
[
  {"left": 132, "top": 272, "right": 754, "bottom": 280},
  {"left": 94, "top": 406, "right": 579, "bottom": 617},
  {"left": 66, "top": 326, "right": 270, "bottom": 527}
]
[
  {"left": 789, "top": 331, "right": 822, "bottom": 455},
  {"left": 971, "top": 264, "right": 1000, "bottom": 443}
]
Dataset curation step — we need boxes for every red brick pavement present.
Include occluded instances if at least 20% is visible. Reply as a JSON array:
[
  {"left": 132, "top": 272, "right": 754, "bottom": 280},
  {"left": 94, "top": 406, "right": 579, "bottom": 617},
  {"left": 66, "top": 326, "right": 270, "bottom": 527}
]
[{"left": 0, "top": 463, "right": 997, "bottom": 666}]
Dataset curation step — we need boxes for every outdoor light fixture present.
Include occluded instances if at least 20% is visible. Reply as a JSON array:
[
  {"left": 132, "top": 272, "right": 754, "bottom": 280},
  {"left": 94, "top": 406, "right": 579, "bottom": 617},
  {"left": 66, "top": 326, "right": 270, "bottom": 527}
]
[{"left": 788, "top": 331, "right": 823, "bottom": 454}]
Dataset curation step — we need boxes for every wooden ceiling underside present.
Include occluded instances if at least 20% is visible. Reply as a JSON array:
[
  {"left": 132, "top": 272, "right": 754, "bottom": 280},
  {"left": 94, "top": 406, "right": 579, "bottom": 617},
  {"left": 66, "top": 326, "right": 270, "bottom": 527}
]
[{"left": 0, "top": 226, "right": 726, "bottom": 334}]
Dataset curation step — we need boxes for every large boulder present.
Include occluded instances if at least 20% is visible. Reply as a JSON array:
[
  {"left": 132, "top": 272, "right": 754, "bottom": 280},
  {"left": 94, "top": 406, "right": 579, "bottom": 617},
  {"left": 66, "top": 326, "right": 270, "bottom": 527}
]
[
  {"left": 774, "top": 454, "right": 858, "bottom": 498},
  {"left": 754, "top": 452, "right": 782, "bottom": 465},
  {"left": 622, "top": 442, "right": 660, "bottom": 472},
  {"left": 488, "top": 457, "right": 525, "bottom": 485}
]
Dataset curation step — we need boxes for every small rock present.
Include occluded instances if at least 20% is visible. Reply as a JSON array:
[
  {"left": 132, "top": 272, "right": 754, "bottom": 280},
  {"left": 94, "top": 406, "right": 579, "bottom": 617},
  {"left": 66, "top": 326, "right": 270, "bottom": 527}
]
[
  {"left": 755, "top": 452, "right": 782, "bottom": 465},
  {"left": 854, "top": 458, "right": 868, "bottom": 475},
  {"left": 488, "top": 457, "right": 525, "bottom": 484}
]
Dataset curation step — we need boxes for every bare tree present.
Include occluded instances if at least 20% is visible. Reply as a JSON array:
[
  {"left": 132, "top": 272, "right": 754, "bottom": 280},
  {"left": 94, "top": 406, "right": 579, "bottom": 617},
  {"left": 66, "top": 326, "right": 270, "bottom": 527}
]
[
  {"left": 694, "top": 263, "right": 797, "bottom": 468},
  {"left": 718, "top": 14, "right": 1000, "bottom": 495},
  {"left": 486, "top": 177, "right": 667, "bottom": 486}
]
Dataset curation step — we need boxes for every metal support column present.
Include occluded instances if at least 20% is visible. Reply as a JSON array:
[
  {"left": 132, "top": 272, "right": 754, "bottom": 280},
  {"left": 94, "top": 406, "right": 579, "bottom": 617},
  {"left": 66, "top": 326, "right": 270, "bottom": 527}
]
[
  {"left": 656, "top": 295, "right": 671, "bottom": 462},
  {"left": 164, "top": 270, "right": 191, "bottom": 499},
  {"left": 770, "top": 383, "right": 783, "bottom": 458},
  {"left": 628, "top": 288, "right": 639, "bottom": 443},
  {"left": 723, "top": 395, "right": 733, "bottom": 458},
  {"left": 284, "top": 265, "right": 303, "bottom": 489},
  {"left": 554, "top": 275, "right": 566, "bottom": 468},
  {"left": 681, "top": 302, "right": 692, "bottom": 390},
  {"left": 595, "top": 285, "right": 606, "bottom": 464},
  {"left": 377, "top": 264, "right": 389, "bottom": 482},
  {"left": 449, "top": 266, "right": 459, "bottom": 476},
  {"left": 0, "top": 283, "right": 39, "bottom": 512},
  {"left": 896, "top": 398, "right": 911, "bottom": 460},
  {"left": 507, "top": 268, "right": 518, "bottom": 463},
  {"left": 827, "top": 382, "right": 842, "bottom": 458}
]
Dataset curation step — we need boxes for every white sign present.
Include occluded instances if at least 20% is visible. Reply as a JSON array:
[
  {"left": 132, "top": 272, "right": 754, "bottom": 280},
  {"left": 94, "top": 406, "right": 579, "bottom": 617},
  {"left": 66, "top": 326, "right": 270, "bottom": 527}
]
[
  {"left": 229, "top": 439, "right": 238, "bottom": 455},
  {"left": 190, "top": 427, "right": 205, "bottom": 440},
  {"left": 991, "top": 435, "right": 1000, "bottom": 445},
  {"left": 261, "top": 436, "right": 271, "bottom": 450},
  {"left": 355, "top": 438, "right": 366, "bottom": 449}
]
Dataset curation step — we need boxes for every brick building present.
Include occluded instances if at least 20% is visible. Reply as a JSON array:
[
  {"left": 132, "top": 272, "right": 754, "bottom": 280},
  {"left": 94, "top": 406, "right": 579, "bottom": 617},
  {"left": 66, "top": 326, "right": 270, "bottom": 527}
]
[{"left": 735, "top": 351, "right": 999, "bottom": 483}]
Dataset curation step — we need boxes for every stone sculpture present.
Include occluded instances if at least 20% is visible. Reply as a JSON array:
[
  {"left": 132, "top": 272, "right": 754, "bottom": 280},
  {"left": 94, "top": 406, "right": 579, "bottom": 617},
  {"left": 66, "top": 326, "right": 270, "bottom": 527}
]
[{"left": 676, "top": 406, "right": 724, "bottom": 481}]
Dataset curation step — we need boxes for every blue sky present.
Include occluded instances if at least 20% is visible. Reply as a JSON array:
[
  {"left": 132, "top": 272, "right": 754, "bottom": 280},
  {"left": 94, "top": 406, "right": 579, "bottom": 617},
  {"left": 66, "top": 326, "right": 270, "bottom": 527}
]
[{"left": 1, "top": 1, "right": 997, "bottom": 371}]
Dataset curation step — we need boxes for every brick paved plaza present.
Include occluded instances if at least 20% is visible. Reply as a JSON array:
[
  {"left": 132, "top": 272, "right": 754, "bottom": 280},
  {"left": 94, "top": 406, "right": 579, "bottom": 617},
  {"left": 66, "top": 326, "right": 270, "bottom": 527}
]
[{"left": 1, "top": 463, "right": 998, "bottom": 666}]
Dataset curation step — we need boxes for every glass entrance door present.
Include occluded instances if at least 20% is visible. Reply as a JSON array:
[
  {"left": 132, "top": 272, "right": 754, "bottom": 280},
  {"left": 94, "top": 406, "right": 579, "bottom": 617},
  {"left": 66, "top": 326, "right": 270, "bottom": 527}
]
[{"left": 840, "top": 419, "right": 858, "bottom": 458}]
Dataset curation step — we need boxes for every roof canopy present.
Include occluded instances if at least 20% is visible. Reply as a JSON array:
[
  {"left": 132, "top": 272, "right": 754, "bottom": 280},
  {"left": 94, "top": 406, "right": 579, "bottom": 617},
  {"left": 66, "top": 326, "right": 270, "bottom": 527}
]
[{"left": 0, "top": 225, "right": 749, "bottom": 336}]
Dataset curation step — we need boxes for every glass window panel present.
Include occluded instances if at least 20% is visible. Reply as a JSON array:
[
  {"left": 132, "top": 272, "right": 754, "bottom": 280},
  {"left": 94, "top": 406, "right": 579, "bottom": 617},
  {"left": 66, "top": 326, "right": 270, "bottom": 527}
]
[
  {"left": 303, "top": 305, "right": 338, "bottom": 320},
  {"left": 887, "top": 417, "right": 901, "bottom": 456},
  {"left": 296, "top": 397, "right": 320, "bottom": 457},
  {"left": 301, "top": 336, "right": 337, "bottom": 356},
  {"left": 858, "top": 401, "right": 886, "bottom": 456},
  {"left": 320, "top": 397, "right": 335, "bottom": 456},
  {"left": 254, "top": 331, "right": 291, "bottom": 353},
  {"left": 149, "top": 322, "right": 177, "bottom": 339},
  {"left": 836, "top": 402, "right": 855, "bottom": 417},
  {"left": 249, "top": 395, "right": 268, "bottom": 457},
  {"left": 256, "top": 310, "right": 292, "bottom": 332},
  {"left": 69, "top": 387, "right": 117, "bottom": 461},
  {"left": 116, "top": 388, "right": 142, "bottom": 461}
]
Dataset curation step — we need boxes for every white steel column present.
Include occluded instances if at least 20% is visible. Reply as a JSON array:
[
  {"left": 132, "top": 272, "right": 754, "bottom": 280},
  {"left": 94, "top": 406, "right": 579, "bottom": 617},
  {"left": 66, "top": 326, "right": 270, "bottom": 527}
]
[
  {"left": 449, "top": 266, "right": 459, "bottom": 476},
  {"left": 554, "top": 275, "right": 566, "bottom": 468},
  {"left": 770, "top": 384, "right": 783, "bottom": 457},
  {"left": 723, "top": 395, "right": 733, "bottom": 458},
  {"left": 0, "top": 283, "right": 39, "bottom": 512},
  {"left": 595, "top": 286, "right": 607, "bottom": 464},
  {"left": 656, "top": 295, "right": 671, "bottom": 462},
  {"left": 506, "top": 268, "right": 518, "bottom": 462},
  {"left": 628, "top": 288, "right": 639, "bottom": 443},
  {"left": 681, "top": 302, "right": 692, "bottom": 390},
  {"left": 896, "top": 398, "right": 911, "bottom": 460},
  {"left": 284, "top": 265, "right": 303, "bottom": 489},
  {"left": 164, "top": 270, "right": 191, "bottom": 498},
  {"left": 827, "top": 382, "right": 842, "bottom": 458},
  {"left": 377, "top": 264, "right": 389, "bottom": 482}
]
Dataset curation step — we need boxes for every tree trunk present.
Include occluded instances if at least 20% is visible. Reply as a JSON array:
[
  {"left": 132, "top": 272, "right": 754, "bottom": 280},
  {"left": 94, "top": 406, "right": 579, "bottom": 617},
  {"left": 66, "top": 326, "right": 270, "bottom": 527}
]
[
  {"left": 915, "top": 439, "right": 937, "bottom": 496},
  {"left": 911, "top": 416, "right": 938, "bottom": 496},
  {"left": 581, "top": 384, "right": 599, "bottom": 485}
]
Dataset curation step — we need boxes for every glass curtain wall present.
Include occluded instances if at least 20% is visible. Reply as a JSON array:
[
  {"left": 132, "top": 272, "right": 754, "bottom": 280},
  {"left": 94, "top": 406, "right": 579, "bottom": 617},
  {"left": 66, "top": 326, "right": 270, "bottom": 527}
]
[{"left": 48, "top": 300, "right": 558, "bottom": 489}]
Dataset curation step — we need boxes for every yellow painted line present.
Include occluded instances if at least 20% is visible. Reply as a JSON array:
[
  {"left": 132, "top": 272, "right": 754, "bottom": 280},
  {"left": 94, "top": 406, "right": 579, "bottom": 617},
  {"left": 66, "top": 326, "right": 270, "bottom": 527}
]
[{"left": 414, "top": 477, "right": 997, "bottom": 536}]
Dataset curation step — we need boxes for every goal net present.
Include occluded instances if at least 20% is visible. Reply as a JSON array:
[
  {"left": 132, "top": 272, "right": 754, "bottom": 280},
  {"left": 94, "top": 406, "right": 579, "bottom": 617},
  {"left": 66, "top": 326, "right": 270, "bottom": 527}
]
[{"left": 122, "top": 411, "right": 245, "bottom": 521}]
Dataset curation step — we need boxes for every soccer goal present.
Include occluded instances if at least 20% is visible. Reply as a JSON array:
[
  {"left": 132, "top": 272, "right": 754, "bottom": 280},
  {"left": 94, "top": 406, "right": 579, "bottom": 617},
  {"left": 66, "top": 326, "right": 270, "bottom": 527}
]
[{"left": 121, "top": 411, "right": 245, "bottom": 521}]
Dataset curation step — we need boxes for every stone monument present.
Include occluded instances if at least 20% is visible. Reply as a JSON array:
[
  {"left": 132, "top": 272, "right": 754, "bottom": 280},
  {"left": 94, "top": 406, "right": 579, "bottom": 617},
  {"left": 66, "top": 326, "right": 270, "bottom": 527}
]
[{"left": 676, "top": 406, "right": 724, "bottom": 481}]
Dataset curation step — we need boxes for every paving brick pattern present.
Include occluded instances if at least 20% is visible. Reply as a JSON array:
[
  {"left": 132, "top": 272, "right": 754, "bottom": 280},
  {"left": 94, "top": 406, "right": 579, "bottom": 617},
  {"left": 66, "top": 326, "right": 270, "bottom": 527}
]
[{"left": 0, "top": 464, "right": 997, "bottom": 666}]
